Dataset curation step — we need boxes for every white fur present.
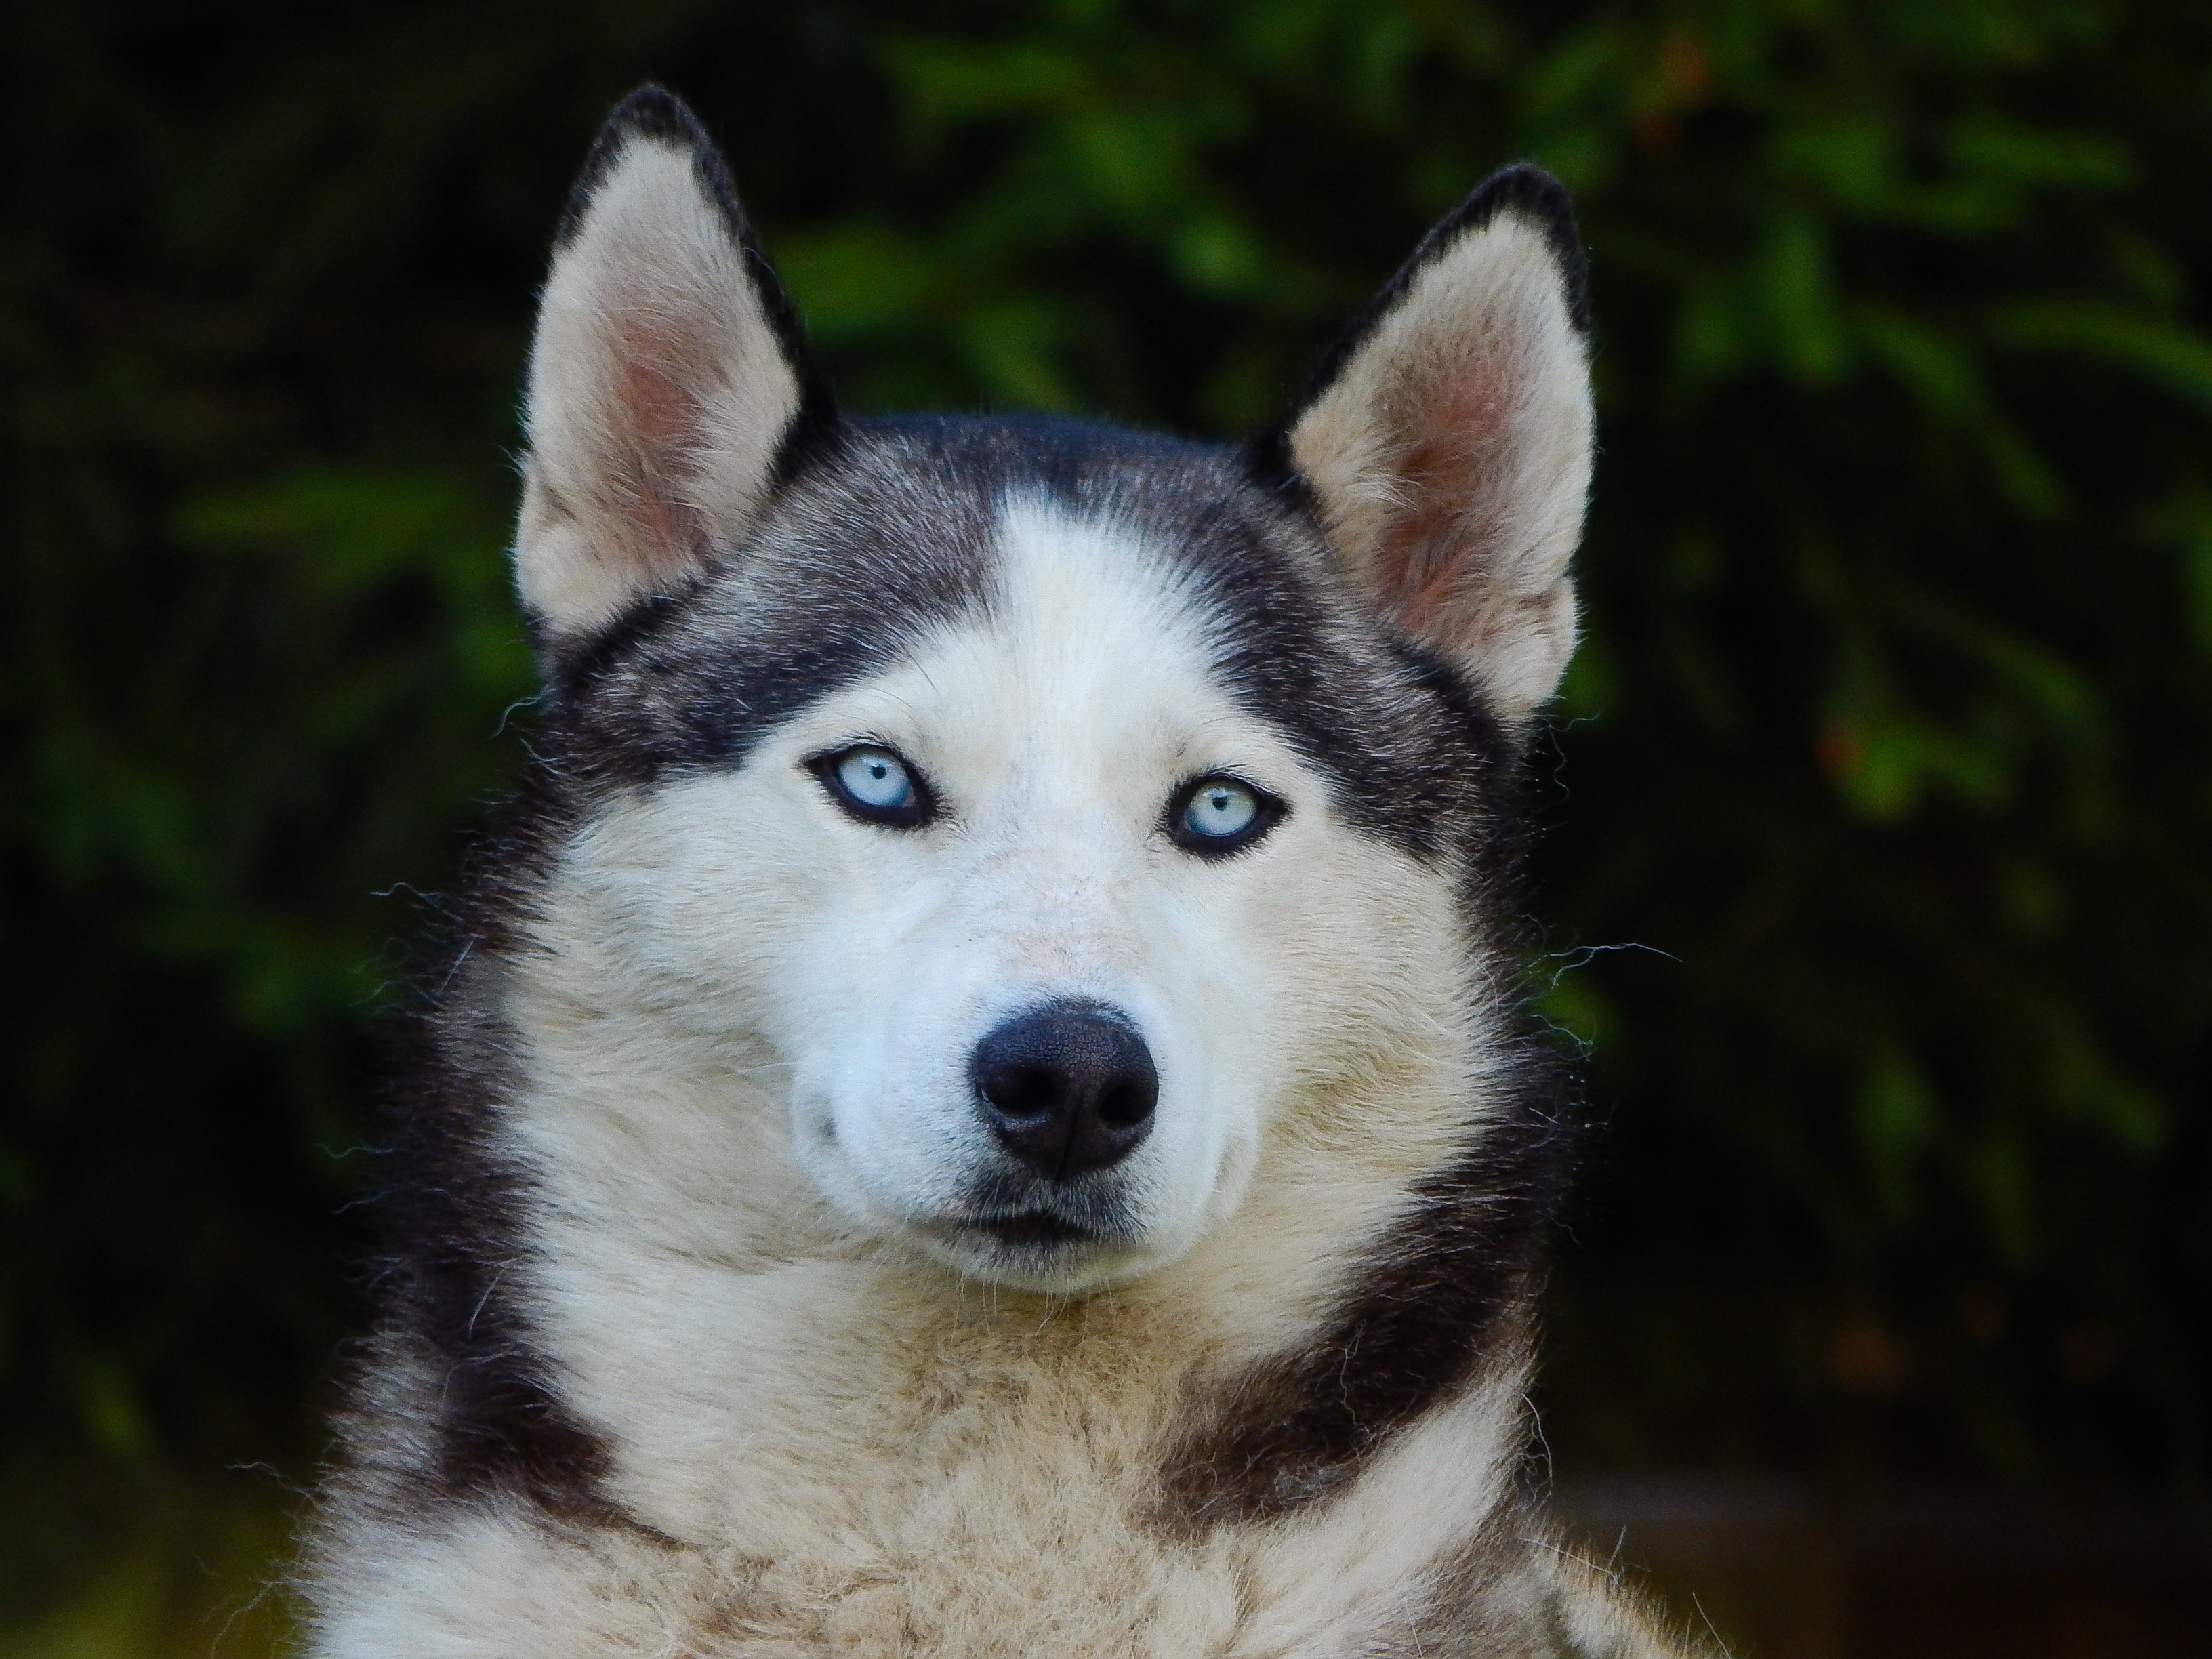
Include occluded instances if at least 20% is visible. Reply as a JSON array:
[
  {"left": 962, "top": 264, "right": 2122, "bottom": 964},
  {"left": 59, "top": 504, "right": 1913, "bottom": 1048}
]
[{"left": 1290, "top": 210, "right": 1594, "bottom": 722}]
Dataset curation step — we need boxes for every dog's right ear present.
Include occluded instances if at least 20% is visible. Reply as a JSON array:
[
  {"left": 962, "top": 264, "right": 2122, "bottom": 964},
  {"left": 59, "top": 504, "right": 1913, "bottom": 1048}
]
[{"left": 515, "top": 87, "right": 829, "bottom": 639}]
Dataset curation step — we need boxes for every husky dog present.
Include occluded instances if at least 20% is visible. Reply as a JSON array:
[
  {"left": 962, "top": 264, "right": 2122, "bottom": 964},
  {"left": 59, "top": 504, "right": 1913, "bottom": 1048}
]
[{"left": 304, "top": 85, "right": 1695, "bottom": 1658}]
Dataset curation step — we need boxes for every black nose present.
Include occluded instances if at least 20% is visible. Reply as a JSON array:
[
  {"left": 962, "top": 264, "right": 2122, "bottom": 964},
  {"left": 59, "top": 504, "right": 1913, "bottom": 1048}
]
[{"left": 970, "top": 1003, "right": 1158, "bottom": 1180}]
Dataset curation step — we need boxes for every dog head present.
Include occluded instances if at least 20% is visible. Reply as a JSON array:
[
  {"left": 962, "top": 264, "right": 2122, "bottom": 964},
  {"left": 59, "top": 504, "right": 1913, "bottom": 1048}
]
[{"left": 503, "top": 88, "right": 1591, "bottom": 1294}]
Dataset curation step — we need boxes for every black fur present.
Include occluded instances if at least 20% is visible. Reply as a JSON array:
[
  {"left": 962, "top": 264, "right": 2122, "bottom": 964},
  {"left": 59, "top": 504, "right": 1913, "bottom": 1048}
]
[
  {"left": 1155, "top": 1033, "right": 1580, "bottom": 1529},
  {"left": 373, "top": 993, "right": 618, "bottom": 1521},
  {"left": 344, "top": 758, "right": 631, "bottom": 1523},
  {"left": 541, "top": 422, "right": 1002, "bottom": 796}
]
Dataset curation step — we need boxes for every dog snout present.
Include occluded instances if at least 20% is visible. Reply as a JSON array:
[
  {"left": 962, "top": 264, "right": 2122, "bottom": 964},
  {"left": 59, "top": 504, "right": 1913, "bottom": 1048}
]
[{"left": 970, "top": 1002, "right": 1158, "bottom": 1181}]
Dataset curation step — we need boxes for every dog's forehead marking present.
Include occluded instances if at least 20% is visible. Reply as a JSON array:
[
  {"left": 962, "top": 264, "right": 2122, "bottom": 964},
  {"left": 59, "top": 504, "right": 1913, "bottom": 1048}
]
[
  {"left": 990, "top": 487, "right": 1197, "bottom": 618},
  {"left": 977, "top": 489, "right": 1242, "bottom": 760}
]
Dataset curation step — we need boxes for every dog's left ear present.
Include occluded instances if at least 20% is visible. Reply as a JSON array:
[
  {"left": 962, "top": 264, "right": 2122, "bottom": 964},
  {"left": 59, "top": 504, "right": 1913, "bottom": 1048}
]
[{"left": 1273, "top": 166, "right": 1593, "bottom": 724}]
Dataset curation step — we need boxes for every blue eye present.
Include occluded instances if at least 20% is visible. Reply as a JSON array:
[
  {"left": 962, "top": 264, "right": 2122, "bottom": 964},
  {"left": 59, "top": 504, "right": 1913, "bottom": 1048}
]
[
  {"left": 1185, "top": 780, "right": 1258, "bottom": 838},
  {"left": 1172, "top": 775, "right": 1280, "bottom": 855},
  {"left": 813, "top": 743, "right": 930, "bottom": 827},
  {"left": 837, "top": 746, "right": 912, "bottom": 809}
]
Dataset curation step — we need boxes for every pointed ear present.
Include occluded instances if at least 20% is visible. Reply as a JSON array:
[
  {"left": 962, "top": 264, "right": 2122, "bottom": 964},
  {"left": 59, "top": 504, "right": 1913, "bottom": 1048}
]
[
  {"left": 516, "top": 87, "right": 831, "bottom": 637},
  {"left": 1273, "top": 165, "right": 1593, "bottom": 724}
]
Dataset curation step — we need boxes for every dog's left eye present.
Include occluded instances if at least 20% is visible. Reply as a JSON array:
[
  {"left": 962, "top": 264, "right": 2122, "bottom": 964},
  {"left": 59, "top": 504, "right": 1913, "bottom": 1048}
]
[
  {"left": 811, "top": 743, "right": 931, "bottom": 829},
  {"left": 1170, "top": 775, "right": 1282, "bottom": 855}
]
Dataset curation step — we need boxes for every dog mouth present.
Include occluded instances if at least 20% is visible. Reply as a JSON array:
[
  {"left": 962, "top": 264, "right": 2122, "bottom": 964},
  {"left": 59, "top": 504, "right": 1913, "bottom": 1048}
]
[
  {"left": 972, "top": 1209, "right": 1094, "bottom": 1248},
  {"left": 933, "top": 1178, "right": 1139, "bottom": 1256},
  {"left": 895, "top": 1179, "right": 1161, "bottom": 1291}
]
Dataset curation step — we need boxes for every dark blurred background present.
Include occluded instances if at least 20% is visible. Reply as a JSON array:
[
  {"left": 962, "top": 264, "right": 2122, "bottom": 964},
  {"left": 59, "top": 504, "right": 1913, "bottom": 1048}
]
[{"left": 6, "top": 2, "right": 2210, "bottom": 1654}]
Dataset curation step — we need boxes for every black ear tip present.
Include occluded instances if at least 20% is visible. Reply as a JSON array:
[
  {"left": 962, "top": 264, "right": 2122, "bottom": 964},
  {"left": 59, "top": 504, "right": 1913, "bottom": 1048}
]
[
  {"left": 600, "top": 84, "right": 710, "bottom": 150},
  {"left": 1445, "top": 162, "right": 1591, "bottom": 335},
  {"left": 1264, "top": 159, "right": 1593, "bottom": 449},
  {"left": 555, "top": 84, "right": 737, "bottom": 251},
  {"left": 1476, "top": 160, "right": 1570, "bottom": 201},
  {"left": 1462, "top": 163, "right": 1577, "bottom": 239}
]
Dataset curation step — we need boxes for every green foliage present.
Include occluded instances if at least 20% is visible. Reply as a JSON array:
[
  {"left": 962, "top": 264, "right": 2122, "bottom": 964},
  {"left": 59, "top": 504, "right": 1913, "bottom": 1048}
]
[{"left": 5, "top": 0, "right": 2210, "bottom": 1640}]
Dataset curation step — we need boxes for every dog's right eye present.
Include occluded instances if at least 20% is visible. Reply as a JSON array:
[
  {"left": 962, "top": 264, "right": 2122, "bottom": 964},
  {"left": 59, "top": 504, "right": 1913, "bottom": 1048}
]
[{"left": 809, "top": 743, "right": 933, "bottom": 829}]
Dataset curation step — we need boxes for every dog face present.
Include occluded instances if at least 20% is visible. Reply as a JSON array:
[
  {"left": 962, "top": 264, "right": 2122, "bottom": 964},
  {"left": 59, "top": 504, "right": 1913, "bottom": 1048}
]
[
  {"left": 546, "top": 474, "right": 1486, "bottom": 1292},
  {"left": 505, "top": 92, "right": 1591, "bottom": 1294}
]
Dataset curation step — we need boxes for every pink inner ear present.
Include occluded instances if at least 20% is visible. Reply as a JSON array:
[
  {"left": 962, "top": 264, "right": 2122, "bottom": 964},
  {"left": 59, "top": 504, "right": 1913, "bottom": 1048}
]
[
  {"left": 1376, "top": 335, "right": 1517, "bottom": 647},
  {"left": 605, "top": 308, "right": 714, "bottom": 562}
]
